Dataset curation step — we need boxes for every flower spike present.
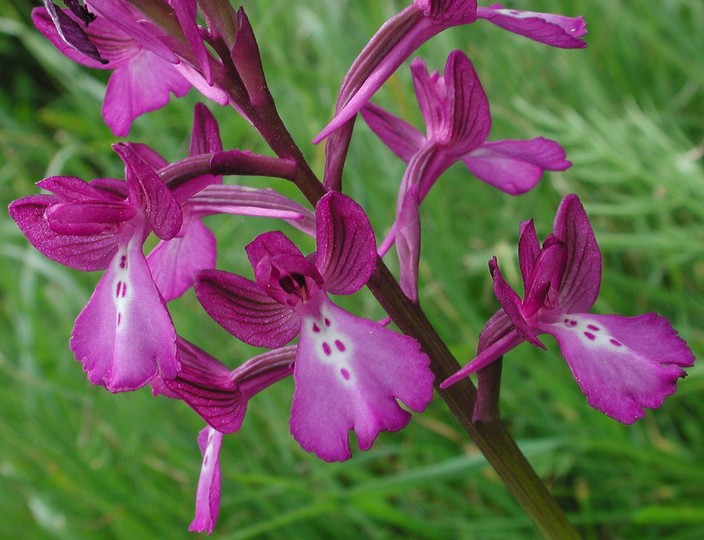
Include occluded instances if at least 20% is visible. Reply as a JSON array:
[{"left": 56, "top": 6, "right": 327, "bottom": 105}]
[{"left": 442, "top": 195, "right": 695, "bottom": 424}]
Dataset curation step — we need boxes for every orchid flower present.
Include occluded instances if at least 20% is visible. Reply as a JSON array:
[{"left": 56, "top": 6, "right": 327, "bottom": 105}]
[
  {"left": 9, "top": 100, "right": 316, "bottom": 390},
  {"left": 363, "top": 50, "right": 570, "bottom": 300},
  {"left": 314, "top": 0, "right": 586, "bottom": 144},
  {"left": 195, "top": 192, "right": 434, "bottom": 461},
  {"left": 33, "top": 2, "right": 227, "bottom": 136},
  {"left": 441, "top": 194, "right": 695, "bottom": 423},
  {"left": 9, "top": 144, "right": 181, "bottom": 392}
]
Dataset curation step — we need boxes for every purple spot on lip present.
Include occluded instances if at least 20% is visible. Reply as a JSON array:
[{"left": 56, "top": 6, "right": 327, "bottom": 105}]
[
  {"left": 334, "top": 340, "right": 345, "bottom": 352},
  {"left": 584, "top": 331, "right": 596, "bottom": 340},
  {"left": 610, "top": 338, "right": 623, "bottom": 347},
  {"left": 564, "top": 318, "right": 577, "bottom": 327},
  {"left": 312, "top": 323, "right": 320, "bottom": 333},
  {"left": 340, "top": 368, "right": 350, "bottom": 380},
  {"left": 322, "top": 342, "right": 331, "bottom": 356},
  {"left": 115, "top": 281, "right": 127, "bottom": 298},
  {"left": 587, "top": 324, "right": 600, "bottom": 331},
  {"left": 119, "top": 255, "right": 127, "bottom": 269},
  {"left": 324, "top": 318, "right": 331, "bottom": 327}
]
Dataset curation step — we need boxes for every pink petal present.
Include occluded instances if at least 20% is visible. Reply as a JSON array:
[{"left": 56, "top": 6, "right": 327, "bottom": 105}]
[
  {"left": 360, "top": 102, "right": 426, "bottom": 163},
  {"left": 543, "top": 313, "right": 694, "bottom": 423},
  {"left": 9, "top": 194, "right": 118, "bottom": 271},
  {"left": 103, "top": 50, "right": 192, "bottom": 137},
  {"left": 395, "top": 183, "right": 422, "bottom": 302},
  {"left": 189, "top": 426, "right": 223, "bottom": 534},
  {"left": 195, "top": 269, "right": 301, "bottom": 348},
  {"left": 168, "top": 0, "right": 212, "bottom": 84},
  {"left": 70, "top": 234, "right": 179, "bottom": 392},
  {"left": 411, "top": 52, "right": 491, "bottom": 151},
  {"left": 517, "top": 219, "right": 540, "bottom": 293},
  {"left": 489, "top": 257, "right": 543, "bottom": 348},
  {"left": 477, "top": 4, "right": 587, "bottom": 49},
  {"left": 33, "top": 5, "right": 106, "bottom": 65},
  {"left": 38, "top": 175, "right": 125, "bottom": 202},
  {"left": 552, "top": 194, "right": 601, "bottom": 313},
  {"left": 115, "top": 143, "right": 183, "bottom": 240},
  {"left": 463, "top": 137, "right": 570, "bottom": 195},
  {"left": 32, "top": 7, "right": 117, "bottom": 68},
  {"left": 187, "top": 185, "right": 316, "bottom": 236},
  {"left": 122, "top": 142, "right": 168, "bottom": 170},
  {"left": 169, "top": 103, "right": 224, "bottom": 203},
  {"left": 44, "top": 201, "right": 136, "bottom": 235},
  {"left": 147, "top": 218, "right": 216, "bottom": 302},
  {"left": 315, "top": 192, "right": 377, "bottom": 295},
  {"left": 290, "top": 299, "right": 434, "bottom": 462}
]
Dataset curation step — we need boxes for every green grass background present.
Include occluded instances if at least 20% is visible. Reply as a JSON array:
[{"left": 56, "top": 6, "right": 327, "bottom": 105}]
[{"left": 1, "top": 0, "right": 703, "bottom": 538}]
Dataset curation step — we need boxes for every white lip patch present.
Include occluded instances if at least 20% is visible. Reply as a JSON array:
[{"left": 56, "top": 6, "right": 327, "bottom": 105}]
[
  {"left": 557, "top": 316, "right": 627, "bottom": 352},
  {"left": 305, "top": 306, "right": 355, "bottom": 386}
]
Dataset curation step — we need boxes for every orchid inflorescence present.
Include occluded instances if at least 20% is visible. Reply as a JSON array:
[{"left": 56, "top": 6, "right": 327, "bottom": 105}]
[{"left": 9, "top": 0, "right": 694, "bottom": 534}]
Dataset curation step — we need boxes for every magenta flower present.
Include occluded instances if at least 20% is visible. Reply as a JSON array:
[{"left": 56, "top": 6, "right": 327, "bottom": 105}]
[
  {"left": 441, "top": 195, "right": 695, "bottom": 423},
  {"left": 195, "top": 192, "right": 434, "bottom": 461},
  {"left": 9, "top": 144, "right": 182, "bottom": 392},
  {"left": 314, "top": 0, "right": 586, "bottom": 143},
  {"left": 363, "top": 50, "right": 570, "bottom": 300},
  {"left": 32, "top": 2, "right": 227, "bottom": 136}
]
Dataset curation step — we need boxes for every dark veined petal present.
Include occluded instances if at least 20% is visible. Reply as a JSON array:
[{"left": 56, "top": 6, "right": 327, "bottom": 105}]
[
  {"left": 552, "top": 194, "right": 601, "bottom": 313},
  {"left": 155, "top": 339, "right": 294, "bottom": 434},
  {"left": 290, "top": 299, "right": 433, "bottom": 462},
  {"left": 35, "top": 4, "right": 107, "bottom": 65},
  {"left": 245, "top": 230, "right": 303, "bottom": 272},
  {"left": 9, "top": 194, "right": 119, "bottom": 271},
  {"left": 517, "top": 219, "right": 540, "bottom": 294},
  {"left": 315, "top": 192, "right": 377, "bottom": 295},
  {"left": 195, "top": 269, "right": 301, "bottom": 348},
  {"left": 38, "top": 175, "right": 124, "bottom": 202},
  {"left": 489, "top": 257, "right": 543, "bottom": 348},
  {"left": 542, "top": 313, "right": 694, "bottom": 423},
  {"left": 45, "top": 201, "right": 136, "bottom": 235},
  {"left": 115, "top": 143, "right": 182, "bottom": 239}
]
